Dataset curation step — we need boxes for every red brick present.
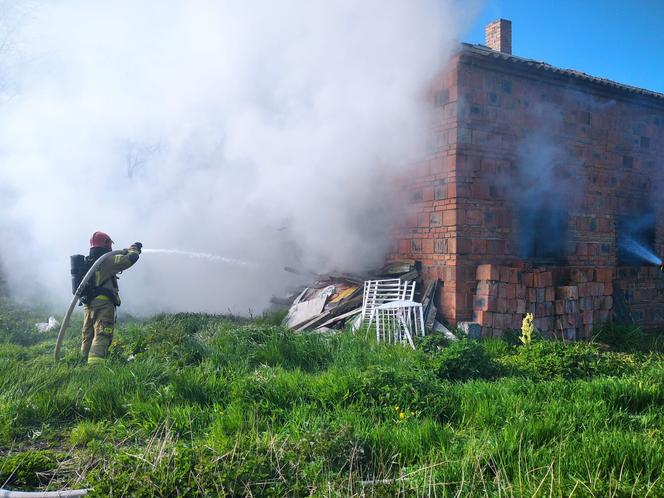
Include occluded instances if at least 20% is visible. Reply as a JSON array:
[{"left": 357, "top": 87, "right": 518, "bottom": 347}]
[
  {"left": 473, "top": 295, "right": 486, "bottom": 310},
  {"left": 555, "top": 300, "right": 564, "bottom": 315},
  {"left": 471, "top": 239, "right": 488, "bottom": 254},
  {"left": 473, "top": 310, "right": 492, "bottom": 326},
  {"left": 467, "top": 209, "right": 483, "bottom": 224},
  {"left": 476, "top": 281, "right": 499, "bottom": 296},
  {"left": 421, "top": 239, "right": 434, "bottom": 254},
  {"left": 524, "top": 272, "right": 534, "bottom": 287},
  {"left": 600, "top": 296, "right": 613, "bottom": 310},
  {"left": 497, "top": 297, "right": 508, "bottom": 313},
  {"left": 506, "top": 284, "right": 516, "bottom": 299},
  {"left": 582, "top": 325, "right": 593, "bottom": 339},
  {"left": 545, "top": 302, "right": 554, "bottom": 316},
  {"left": 570, "top": 268, "right": 588, "bottom": 283},
  {"left": 442, "top": 209, "right": 456, "bottom": 226},
  {"left": 582, "top": 310, "right": 594, "bottom": 325},
  {"left": 556, "top": 286, "right": 579, "bottom": 300},
  {"left": 595, "top": 268, "right": 613, "bottom": 283},
  {"left": 527, "top": 288, "right": 537, "bottom": 302},
  {"left": 545, "top": 287, "right": 555, "bottom": 302},
  {"left": 476, "top": 264, "right": 500, "bottom": 281},
  {"left": 508, "top": 268, "right": 520, "bottom": 284},
  {"left": 457, "top": 238, "right": 472, "bottom": 254},
  {"left": 516, "top": 285, "right": 526, "bottom": 299},
  {"left": 516, "top": 299, "right": 526, "bottom": 314}
]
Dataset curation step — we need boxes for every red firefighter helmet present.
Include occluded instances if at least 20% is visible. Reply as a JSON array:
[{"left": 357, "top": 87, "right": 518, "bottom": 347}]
[{"left": 90, "top": 231, "right": 114, "bottom": 250}]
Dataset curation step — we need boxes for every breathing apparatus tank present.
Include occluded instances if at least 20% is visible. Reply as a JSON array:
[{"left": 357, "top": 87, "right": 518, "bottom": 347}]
[{"left": 70, "top": 254, "right": 86, "bottom": 295}]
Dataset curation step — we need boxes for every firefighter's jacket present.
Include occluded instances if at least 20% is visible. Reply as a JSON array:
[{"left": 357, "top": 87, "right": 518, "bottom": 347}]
[{"left": 88, "top": 245, "right": 140, "bottom": 307}]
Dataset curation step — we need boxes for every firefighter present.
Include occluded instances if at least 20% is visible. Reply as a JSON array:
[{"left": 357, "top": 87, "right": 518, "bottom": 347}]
[{"left": 81, "top": 232, "right": 142, "bottom": 365}]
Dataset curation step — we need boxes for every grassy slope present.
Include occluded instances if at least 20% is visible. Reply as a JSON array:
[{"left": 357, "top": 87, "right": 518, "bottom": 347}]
[{"left": 0, "top": 298, "right": 663, "bottom": 497}]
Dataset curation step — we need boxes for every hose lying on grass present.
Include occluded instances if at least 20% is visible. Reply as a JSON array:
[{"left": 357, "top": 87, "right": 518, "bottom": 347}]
[
  {"left": 54, "top": 250, "right": 125, "bottom": 361},
  {"left": 0, "top": 489, "right": 88, "bottom": 497}
]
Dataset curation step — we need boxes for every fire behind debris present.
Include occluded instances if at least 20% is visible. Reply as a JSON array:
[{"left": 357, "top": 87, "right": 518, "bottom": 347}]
[{"left": 273, "top": 260, "right": 440, "bottom": 333}]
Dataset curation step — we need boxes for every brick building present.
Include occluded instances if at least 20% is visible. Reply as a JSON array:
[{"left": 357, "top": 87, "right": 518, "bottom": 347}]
[{"left": 392, "top": 19, "right": 664, "bottom": 338}]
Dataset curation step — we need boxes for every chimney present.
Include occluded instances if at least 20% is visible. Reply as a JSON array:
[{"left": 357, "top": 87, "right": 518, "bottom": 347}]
[{"left": 485, "top": 19, "right": 512, "bottom": 54}]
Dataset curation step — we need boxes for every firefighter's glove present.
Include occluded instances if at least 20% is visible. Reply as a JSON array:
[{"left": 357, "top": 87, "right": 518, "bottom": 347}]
[{"left": 130, "top": 242, "right": 142, "bottom": 254}]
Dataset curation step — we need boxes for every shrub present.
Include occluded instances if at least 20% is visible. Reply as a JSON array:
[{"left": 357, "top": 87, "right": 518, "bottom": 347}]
[
  {"left": 502, "top": 341, "right": 603, "bottom": 380},
  {"left": 593, "top": 324, "right": 664, "bottom": 353},
  {"left": 431, "top": 339, "right": 501, "bottom": 381},
  {"left": 416, "top": 332, "right": 451, "bottom": 353},
  {"left": 0, "top": 450, "right": 64, "bottom": 488}
]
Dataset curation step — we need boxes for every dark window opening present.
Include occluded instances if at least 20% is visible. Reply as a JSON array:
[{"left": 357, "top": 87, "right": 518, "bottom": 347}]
[
  {"left": 518, "top": 206, "right": 568, "bottom": 263},
  {"left": 617, "top": 213, "right": 656, "bottom": 265}
]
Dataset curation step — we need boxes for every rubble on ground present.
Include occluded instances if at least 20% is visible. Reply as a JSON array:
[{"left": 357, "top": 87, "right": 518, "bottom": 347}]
[
  {"left": 276, "top": 260, "right": 443, "bottom": 335},
  {"left": 35, "top": 316, "right": 60, "bottom": 333}
]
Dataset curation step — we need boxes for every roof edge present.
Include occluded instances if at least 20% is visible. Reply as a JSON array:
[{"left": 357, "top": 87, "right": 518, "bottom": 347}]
[{"left": 458, "top": 43, "right": 664, "bottom": 104}]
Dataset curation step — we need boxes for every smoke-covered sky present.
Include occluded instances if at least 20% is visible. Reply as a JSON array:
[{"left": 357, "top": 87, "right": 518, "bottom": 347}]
[{"left": 0, "top": 1, "right": 468, "bottom": 314}]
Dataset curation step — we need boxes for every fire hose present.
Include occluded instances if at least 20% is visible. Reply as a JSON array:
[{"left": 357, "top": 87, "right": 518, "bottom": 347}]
[
  {"left": 0, "top": 489, "right": 88, "bottom": 497},
  {"left": 53, "top": 250, "right": 125, "bottom": 361}
]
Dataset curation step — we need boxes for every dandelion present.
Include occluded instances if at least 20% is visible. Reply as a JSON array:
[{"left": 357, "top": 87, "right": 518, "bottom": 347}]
[{"left": 399, "top": 411, "right": 406, "bottom": 420}]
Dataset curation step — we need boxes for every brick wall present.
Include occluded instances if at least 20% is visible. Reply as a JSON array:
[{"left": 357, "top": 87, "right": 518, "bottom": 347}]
[
  {"left": 392, "top": 46, "right": 664, "bottom": 333},
  {"left": 485, "top": 19, "right": 512, "bottom": 55},
  {"left": 390, "top": 56, "right": 463, "bottom": 320}
]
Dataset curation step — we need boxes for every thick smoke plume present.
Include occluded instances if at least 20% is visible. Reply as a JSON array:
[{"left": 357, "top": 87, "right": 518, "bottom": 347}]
[{"left": 0, "top": 1, "right": 463, "bottom": 314}]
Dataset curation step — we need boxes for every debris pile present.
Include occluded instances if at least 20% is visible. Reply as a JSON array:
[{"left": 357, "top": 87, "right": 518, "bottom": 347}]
[
  {"left": 278, "top": 260, "right": 442, "bottom": 335},
  {"left": 35, "top": 316, "right": 60, "bottom": 333}
]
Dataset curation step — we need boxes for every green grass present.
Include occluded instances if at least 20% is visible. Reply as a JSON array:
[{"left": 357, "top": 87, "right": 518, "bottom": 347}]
[{"left": 0, "top": 298, "right": 663, "bottom": 496}]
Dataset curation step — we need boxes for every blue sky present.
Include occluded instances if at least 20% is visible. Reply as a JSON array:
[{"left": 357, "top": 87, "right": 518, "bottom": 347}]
[{"left": 463, "top": 0, "right": 664, "bottom": 94}]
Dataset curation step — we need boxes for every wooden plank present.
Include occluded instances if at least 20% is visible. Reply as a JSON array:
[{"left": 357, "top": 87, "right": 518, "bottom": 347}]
[
  {"left": 287, "top": 295, "right": 327, "bottom": 329},
  {"left": 315, "top": 307, "right": 362, "bottom": 329},
  {"left": 298, "top": 296, "right": 364, "bottom": 331}
]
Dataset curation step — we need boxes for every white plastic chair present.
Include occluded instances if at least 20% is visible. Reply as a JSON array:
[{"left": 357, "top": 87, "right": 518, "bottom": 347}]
[
  {"left": 361, "top": 279, "right": 416, "bottom": 328},
  {"left": 373, "top": 300, "right": 424, "bottom": 349}
]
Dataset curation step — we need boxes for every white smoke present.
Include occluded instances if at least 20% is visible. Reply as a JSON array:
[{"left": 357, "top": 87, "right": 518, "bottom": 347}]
[{"left": 0, "top": 0, "right": 466, "bottom": 314}]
